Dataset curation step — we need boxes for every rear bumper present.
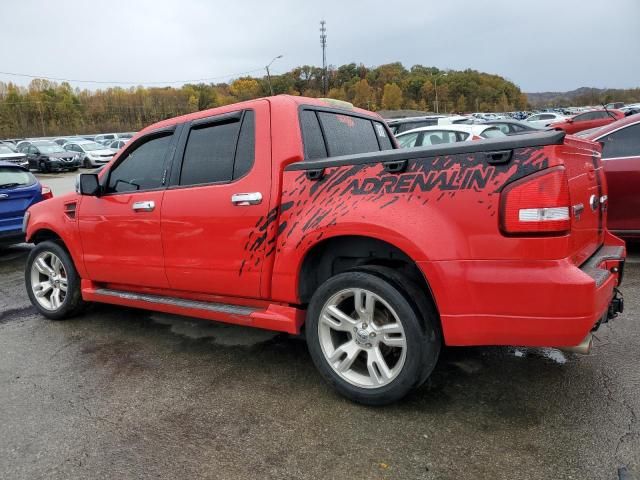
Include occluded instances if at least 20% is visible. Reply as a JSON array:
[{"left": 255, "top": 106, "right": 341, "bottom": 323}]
[{"left": 418, "top": 232, "right": 626, "bottom": 347}]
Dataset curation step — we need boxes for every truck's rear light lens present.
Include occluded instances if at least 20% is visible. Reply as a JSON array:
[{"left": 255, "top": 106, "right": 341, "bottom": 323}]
[
  {"left": 41, "top": 185, "right": 53, "bottom": 200},
  {"left": 500, "top": 167, "right": 570, "bottom": 235}
]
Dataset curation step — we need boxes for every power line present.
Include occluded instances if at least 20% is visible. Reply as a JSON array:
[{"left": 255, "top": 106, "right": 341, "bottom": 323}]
[{"left": 0, "top": 67, "right": 267, "bottom": 86}]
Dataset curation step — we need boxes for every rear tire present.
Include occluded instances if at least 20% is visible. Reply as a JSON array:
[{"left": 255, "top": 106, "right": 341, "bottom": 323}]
[
  {"left": 306, "top": 269, "right": 440, "bottom": 405},
  {"left": 25, "top": 241, "right": 87, "bottom": 320}
]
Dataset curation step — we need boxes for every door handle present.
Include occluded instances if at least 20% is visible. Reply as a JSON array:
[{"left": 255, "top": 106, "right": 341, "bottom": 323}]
[
  {"left": 132, "top": 200, "right": 155, "bottom": 212},
  {"left": 231, "top": 192, "right": 262, "bottom": 206}
]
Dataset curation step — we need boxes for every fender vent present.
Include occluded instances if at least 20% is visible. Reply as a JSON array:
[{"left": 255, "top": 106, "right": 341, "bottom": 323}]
[{"left": 64, "top": 202, "right": 77, "bottom": 219}]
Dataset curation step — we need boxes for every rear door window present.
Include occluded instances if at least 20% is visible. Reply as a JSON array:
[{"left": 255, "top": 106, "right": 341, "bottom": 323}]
[
  {"left": 480, "top": 127, "right": 506, "bottom": 139},
  {"left": 178, "top": 110, "right": 255, "bottom": 186},
  {"left": 397, "top": 132, "right": 420, "bottom": 148}
]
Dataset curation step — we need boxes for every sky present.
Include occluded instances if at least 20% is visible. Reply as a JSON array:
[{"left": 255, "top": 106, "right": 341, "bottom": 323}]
[{"left": 1, "top": 0, "right": 638, "bottom": 93}]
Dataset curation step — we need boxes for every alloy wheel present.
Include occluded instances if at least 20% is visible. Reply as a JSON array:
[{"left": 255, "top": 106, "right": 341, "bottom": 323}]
[
  {"left": 30, "top": 251, "right": 68, "bottom": 311},
  {"left": 318, "top": 288, "right": 407, "bottom": 389}
]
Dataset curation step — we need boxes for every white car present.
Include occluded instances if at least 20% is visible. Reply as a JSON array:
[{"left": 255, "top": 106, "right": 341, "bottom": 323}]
[
  {"left": 0, "top": 144, "right": 28, "bottom": 169},
  {"left": 94, "top": 133, "right": 120, "bottom": 146},
  {"left": 395, "top": 124, "right": 506, "bottom": 148},
  {"left": 108, "top": 138, "right": 131, "bottom": 152},
  {"left": 525, "top": 112, "right": 568, "bottom": 127},
  {"left": 64, "top": 140, "right": 115, "bottom": 168}
]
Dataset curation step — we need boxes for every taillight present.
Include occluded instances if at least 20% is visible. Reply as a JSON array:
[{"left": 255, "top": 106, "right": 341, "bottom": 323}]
[
  {"left": 500, "top": 167, "right": 570, "bottom": 235},
  {"left": 41, "top": 185, "right": 53, "bottom": 200}
]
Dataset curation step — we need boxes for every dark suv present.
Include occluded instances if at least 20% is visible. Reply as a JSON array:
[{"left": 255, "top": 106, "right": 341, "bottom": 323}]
[{"left": 25, "top": 141, "right": 80, "bottom": 172}]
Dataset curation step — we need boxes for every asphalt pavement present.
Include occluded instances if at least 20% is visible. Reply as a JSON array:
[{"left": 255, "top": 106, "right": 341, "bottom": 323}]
[{"left": 0, "top": 171, "right": 638, "bottom": 479}]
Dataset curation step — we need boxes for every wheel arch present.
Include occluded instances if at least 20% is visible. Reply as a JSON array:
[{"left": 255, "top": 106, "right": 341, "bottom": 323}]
[
  {"left": 296, "top": 234, "right": 439, "bottom": 314},
  {"left": 27, "top": 224, "right": 88, "bottom": 279}
]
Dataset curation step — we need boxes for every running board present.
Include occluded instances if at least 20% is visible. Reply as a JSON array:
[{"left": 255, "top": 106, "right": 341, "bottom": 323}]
[
  {"left": 95, "top": 288, "right": 257, "bottom": 315},
  {"left": 81, "top": 283, "right": 304, "bottom": 334}
]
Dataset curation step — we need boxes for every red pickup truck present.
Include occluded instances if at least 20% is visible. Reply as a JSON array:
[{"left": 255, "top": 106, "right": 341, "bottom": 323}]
[{"left": 23, "top": 96, "right": 625, "bottom": 405}]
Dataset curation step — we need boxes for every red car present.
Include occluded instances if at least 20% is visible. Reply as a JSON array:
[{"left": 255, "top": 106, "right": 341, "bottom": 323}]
[
  {"left": 550, "top": 109, "right": 625, "bottom": 134},
  {"left": 23, "top": 96, "right": 625, "bottom": 404},
  {"left": 582, "top": 114, "right": 640, "bottom": 239}
]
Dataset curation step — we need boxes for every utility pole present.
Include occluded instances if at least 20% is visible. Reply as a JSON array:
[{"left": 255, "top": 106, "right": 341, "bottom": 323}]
[
  {"left": 433, "top": 72, "right": 447, "bottom": 114},
  {"left": 320, "top": 20, "right": 327, "bottom": 95},
  {"left": 265, "top": 55, "right": 283, "bottom": 96}
]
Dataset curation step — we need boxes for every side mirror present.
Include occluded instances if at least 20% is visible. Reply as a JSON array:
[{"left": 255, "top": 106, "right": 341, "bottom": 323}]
[
  {"left": 566, "top": 118, "right": 574, "bottom": 123},
  {"left": 77, "top": 173, "right": 101, "bottom": 196}
]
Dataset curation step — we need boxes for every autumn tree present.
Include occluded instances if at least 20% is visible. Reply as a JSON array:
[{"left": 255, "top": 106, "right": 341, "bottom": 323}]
[
  {"left": 382, "top": 83, "right": 403, "bottom": 110},
  {"left": 352, "top": 79, "right": 373, "bottom": 109},
  {"left": 229, "top": 78, "right": 261, "bottom": 101}
]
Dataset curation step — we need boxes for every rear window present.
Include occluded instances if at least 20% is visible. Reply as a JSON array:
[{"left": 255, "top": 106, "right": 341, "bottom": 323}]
[
  {"left": 480, "top": 127, "right": 507, "bottom": 139},
  {"left": 301, "top": 109, "right": 394, "bottom": 160},
  {"left": 0, "top": 167, "right": 35, "bottom": 188}
]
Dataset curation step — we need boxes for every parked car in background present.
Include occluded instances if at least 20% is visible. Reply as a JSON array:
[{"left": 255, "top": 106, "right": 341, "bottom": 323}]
[
  {"left": 94, "top": 133, "right": 119, "bottom": 145},
  {"left": 0, "top": 140, "right": 18, "bottom": 149},
  {"left": 0, "top": 144, "right": 29, "bottom": 169},
  {"left": 386, "top": 115, "right": 471, "bottom": 135},
  {"left": 0, "top": 162, "right": 52, "bottom": 246},
  {"left": 581, "top": 114, "right": 640, "bottom": 239},
  {"left": 64, "top": 140, "right": 115, "bottom": 168},
  {"left": 386, "top": 116, "right": 445, "bottom": 135},
  {"left": 605, "top": 102, "right": 625, "bottom": 109},
  {"left": 53, "top": 136, "right": 86, "bottom": 146},
  {"left": 480, "top": 119, "right": 546, "bottom": 135},
  {"left": 525, "top": 112, "right": 567, "bottom": 127},
  {"left": 549, "top": 109, "right": 625, "bottom": 135},
  {"left": 108, "top": 138, "right": 130, "bottom": 152},
  {"left": 16, "top": 140, "right": 35, "bottom": 153},
  {"left": 25, "top": 141, "right": 80, "bottom": 172},
  {"left": 395, "top": 124, "right": 505, "bottom": 148}
]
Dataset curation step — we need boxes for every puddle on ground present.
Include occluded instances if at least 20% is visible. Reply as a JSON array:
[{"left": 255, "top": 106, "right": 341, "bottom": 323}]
[{"left": 148, "top": 312, "right": 278, "bottom": 346}]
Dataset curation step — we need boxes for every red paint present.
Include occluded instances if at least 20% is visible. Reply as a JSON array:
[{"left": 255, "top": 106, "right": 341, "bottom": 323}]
[
  {"left": 582, "top": 114, "right": 640, "bottom": 238},
  {"left": 25, "top": 96, "right": 625, "bottom": 347},
  {"left": 549, "top": 109, "right": 625, "bottom": 134}
]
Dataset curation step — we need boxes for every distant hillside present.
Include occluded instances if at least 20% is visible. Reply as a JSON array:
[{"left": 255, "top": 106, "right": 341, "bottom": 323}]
[{"left": 527, "top": 87, "right": 640, "bottom": 107}]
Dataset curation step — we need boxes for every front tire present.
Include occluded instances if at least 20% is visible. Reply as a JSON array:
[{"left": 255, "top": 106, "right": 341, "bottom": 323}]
[
  {"left": 83, "top": 157, "right": 92, "bottom": 169},
  {"left": 25, "top": 241, "right": 86, "bottom": 320},
  {"left": 306, "top": 270, "right": 440, "bottom": 405}
]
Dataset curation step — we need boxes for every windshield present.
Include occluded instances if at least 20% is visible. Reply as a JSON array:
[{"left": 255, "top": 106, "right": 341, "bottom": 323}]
[
  {"left": 0, "top": 167, "right": 35, "bottom": 189},
  {"left": 81, "top": 142, "right": 105, "bottom": 151},
  {"left": 37, "top": 144, "right": 65, "bottom": 154},
  {"left": 0, "top": 146, "right": 17, "bottom": 154}
]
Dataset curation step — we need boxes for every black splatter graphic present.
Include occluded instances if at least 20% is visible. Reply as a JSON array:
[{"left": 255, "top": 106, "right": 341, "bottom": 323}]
[{"left": 239, "top": 146, "right": 550, "bottom": 274}]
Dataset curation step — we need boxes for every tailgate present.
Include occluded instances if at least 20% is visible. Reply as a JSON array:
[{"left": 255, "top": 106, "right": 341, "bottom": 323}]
[{"left": 560, "top": 136, "right": 606, "bottom": 265}]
